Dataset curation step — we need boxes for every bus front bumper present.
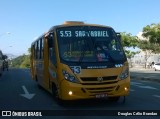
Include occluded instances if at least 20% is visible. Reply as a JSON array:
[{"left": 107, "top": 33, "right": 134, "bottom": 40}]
[{"left": 59, "top": 77, "right": 130, "bottom": 100}]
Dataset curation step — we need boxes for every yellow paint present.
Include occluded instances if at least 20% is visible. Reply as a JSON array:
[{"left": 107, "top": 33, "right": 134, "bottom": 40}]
[{"left": 30, "top": 21, "right": 130, "bottom": 101}]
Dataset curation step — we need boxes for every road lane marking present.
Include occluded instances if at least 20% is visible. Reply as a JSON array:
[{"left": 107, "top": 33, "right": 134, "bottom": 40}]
[
  {"left": 131, "top": 81, "right": 158, "bottom": 90},
  {"left": 131, "top": 82, "right": 143, "bottom": 85},
  {"left": 130, "top": 89, "right": 135, "bottom": 92},
  {"left": 153, "top": 95, "right": 160, "bottom": 98},
  {"left": 131, "top": 80, "right": 159, "bottom": 90},
  {"left": 137, "top": 85, "right": 158, "bottom": 90},
  {"left": 20, "top": 85, "right": 35, "bottom": 100},
  {"left": 139, "top": 80, "right": 150, "bottom": 83}
]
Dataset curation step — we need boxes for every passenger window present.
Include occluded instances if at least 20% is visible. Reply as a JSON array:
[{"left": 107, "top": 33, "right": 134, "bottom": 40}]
[
  {"left": 48, "top": 33, "right": 56, "bottom": 66},
  {"left": 41, "top": 38, "right": 44, "bottom": 59}
]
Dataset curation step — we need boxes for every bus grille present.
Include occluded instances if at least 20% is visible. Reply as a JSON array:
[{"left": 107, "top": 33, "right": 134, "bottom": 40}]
[
  {"left": 85, "top": 86, "right": 117, "bottom": 95},
  {"left": 80, "top": 76, "right": 118, "bottom": 85},
  {"left": 81, "top": 81, "right": 118, "bottom": 85},
  {"left": 81, "top": 76, "right": 117, "bottom": 82},
  {"left": 80, "top": 76, "right": 118, "bottom": 95}
]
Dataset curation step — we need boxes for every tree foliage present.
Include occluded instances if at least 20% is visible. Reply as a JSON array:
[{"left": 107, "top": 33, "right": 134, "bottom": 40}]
[
  {"left": 11, "top": 48, "right": 30, "bottom": 68},
  {"left": 121, "top": 32, "right": 138, "bottom": 48},
  {"left": 138, "top": 40, "right": 153, "bottom": 66},
  {"left": 120, "top": 32, "right": 139, "bottom": 56},
  {"left": 142, "top": 23, "right": 160, "bottom": 53},
  {"left": 11, "top": 55, "right": 30, "bottom": 68},
  {"left": 120, "top": 32, "right": 140, "bottom": 67},
  {"left": 137, "top": 23, "right": 160, "bottom": 68}
]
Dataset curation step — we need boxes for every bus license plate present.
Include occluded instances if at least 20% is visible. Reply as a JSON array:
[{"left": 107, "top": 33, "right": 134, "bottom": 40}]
[{"left": 96, "top": 93, "right": 107, "bottom": 98}]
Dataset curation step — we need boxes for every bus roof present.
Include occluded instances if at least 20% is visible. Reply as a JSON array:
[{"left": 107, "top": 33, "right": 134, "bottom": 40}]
[
  {"left": 31, "top": 33, "right": 45, "bottom": 46},
  {"left": 31, "top": 21, "right": 113, "bottom": 45},
  {"left": 48, "top": 21, "right": 112, "bottom": 31}
]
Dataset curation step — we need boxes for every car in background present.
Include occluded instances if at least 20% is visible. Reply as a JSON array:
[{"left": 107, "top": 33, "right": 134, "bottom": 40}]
[{"left": 153, "top": 63, "right": 160, "bottom": 71}]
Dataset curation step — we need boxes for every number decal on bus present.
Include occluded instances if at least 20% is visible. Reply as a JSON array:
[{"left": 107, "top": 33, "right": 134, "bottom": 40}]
[
  {"left": 70, "top": 66, "right": 81, "bottom": 74},
  {"left": 60, "top": 31, "right": 72, "bottom": 37}
]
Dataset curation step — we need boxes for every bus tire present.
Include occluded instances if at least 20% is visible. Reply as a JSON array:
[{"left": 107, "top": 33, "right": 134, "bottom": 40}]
[
  {"left": 108, "top": 96, "right": 120, "bottom": 102},
  {"left": 35, "top": 75, "right": 42, "bottom": 89},
  {"left": 52, "top": 83, "right": 59, "bottom": 99},
  {"left": 52, "top": 83, "right": 65, "bottom": 105}
]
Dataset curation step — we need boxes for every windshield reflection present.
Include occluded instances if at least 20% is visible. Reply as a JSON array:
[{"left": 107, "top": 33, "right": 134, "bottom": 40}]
[{"left": 57, "top": 26, "right": 125, "bottom": 63}]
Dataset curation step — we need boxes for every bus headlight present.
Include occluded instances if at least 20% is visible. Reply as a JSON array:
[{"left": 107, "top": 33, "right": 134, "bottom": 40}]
[
  {"left": 119, "top": 67, "right": 129, "bottom": 80},
  {"left": 62, "top": 70, "right": 80, "bottom": 83}
]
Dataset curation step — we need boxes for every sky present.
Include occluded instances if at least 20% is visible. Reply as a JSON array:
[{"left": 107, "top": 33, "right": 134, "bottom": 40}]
[{"left": 0, "top": 0, "right": 160, "bottom": 56}]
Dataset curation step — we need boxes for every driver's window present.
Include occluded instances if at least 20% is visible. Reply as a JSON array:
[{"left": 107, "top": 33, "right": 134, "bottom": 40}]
[
  {"left": 48, "top": 33, "right": 56, "bottom": 66},
  {"left": 110, "top": 40, "right": 116, "bottom": 50}
]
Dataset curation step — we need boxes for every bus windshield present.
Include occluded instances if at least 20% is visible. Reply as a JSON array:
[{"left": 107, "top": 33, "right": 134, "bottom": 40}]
[{"left": 56, "top": 26, "right": 126, "bottom": 63}]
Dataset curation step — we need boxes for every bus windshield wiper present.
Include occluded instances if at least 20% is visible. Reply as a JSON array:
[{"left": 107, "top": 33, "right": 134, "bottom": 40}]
[{"left": 78, "top": 40, "right": 87, "bottom": 64}]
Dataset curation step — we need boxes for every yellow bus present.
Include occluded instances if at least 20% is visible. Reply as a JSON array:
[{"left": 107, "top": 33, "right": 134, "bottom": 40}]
[
  {"left": 30, "top": 21, "right": 130, "bottom": 102},
  {"left": 0, "top": 50, "right": 3, "bottom": 76}
]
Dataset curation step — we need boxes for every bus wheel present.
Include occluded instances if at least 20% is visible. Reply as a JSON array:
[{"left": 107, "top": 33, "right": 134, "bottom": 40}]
[
  {"left": 52, "top": 84, "right": 65, "bottom": 105},
  {"left": 108, "top": 96, "right": 120, "bottom": 102},
  {"left": 52, "top": 84, "right": 59, "bottom": 100}
]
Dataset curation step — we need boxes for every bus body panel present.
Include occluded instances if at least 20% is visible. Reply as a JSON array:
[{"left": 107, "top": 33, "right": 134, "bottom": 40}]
[
  {"left": 51, "top": 62, "right": 130, "bottom": 100},
  {"left": 30, "top": 21, "right": 130, "bottom": 101},
  {"left": 59, "top": 77, "right": 130, "bottom": 100}
]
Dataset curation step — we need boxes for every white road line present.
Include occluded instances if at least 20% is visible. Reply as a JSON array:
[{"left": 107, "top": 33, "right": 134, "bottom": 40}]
[
  {"left": 131, "top": 82, "right": 143, "bottom": 85},
  {"left": 137, "top": 85, "right": 158, "bottom": 90},
  {"left": 139, "top": 80, "right": 150, "bottom": 83},
  {"left": 153, "top": 95, "right": 160, "bottom": 98},
  {"left": 130, "top": 89, "right": 135, "bottom": 92},
  {"left": 131, "top": 82, "right": 158, "bottom": 90}
]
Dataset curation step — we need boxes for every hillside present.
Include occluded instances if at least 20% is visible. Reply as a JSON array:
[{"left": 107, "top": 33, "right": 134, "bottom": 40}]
[{"left": 10, "top": 54, "right": 30, "bottom": 68}]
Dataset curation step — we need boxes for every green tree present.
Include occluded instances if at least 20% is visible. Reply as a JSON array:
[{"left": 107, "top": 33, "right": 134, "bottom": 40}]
[
  {"left": 11, "top": 48, "right": 31, "bottom": 68},
  {"left": 28, "top": 48, "right": 31, "bottom": 55},
  {"left": 11, "top": 55, "right": 26, "bottom": 68},
  {"left": 120, "top": 32, "right": 139, "bottom": 67},
  {"left": 125, "top": 50, "right": 140, "bottom": 67},
  {"left": 121, "top": 32, "right": 138, "bottom": 48},
  {"left": 137, "top": 23, "right": 160, "bottom": 68},
  {"left": 137, "top": 40, "right": 154, "bottom": 68},
  {"left": 20, "top": 55, "right": 30, "bottom": 68},
  {"left": 142, "top": 23, "right": 160, "bottom": 53}
]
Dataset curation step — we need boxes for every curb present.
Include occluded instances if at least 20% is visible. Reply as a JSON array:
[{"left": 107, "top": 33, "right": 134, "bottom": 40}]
[
  {"left": 130, "top": 76, "right": 160, "bottom": 83},
  {"left": 130, "top": 69, "right": 154, "bottom": 71}
]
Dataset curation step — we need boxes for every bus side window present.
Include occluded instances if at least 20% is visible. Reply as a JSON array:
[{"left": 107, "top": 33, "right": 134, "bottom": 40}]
[
  {"left": 34, "top": 42, "right": 37, "bottom": 59},
  {"left": 41, "top": 37, "right": 44, "bottom": 59},
  {"left": 48, "top": 33, "right": 56, "bottom": 66}
]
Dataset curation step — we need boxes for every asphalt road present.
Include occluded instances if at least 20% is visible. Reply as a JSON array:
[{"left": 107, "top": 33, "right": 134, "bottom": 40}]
[
  {"left": 130, "top": 68, "right": 160, "bottom": 83},
  {"left": 0, "top": 68, "right": 160, "bottom": 118}
]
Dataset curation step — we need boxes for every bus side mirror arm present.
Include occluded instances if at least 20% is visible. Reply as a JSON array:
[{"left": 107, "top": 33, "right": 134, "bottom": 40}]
[
  {"left": 48, "top": 32, "right": 54, "bottom": 48},
  {"left": 116, "top": 32, "right": 121, "bottom": 41},
  {"left": 48, "top": 32, "right": 54, "bottom": 40}
]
